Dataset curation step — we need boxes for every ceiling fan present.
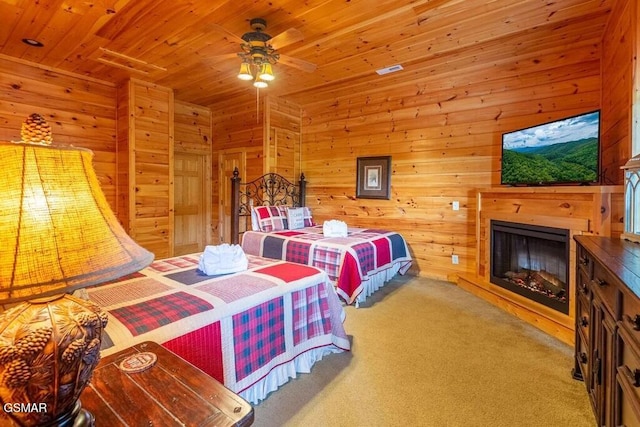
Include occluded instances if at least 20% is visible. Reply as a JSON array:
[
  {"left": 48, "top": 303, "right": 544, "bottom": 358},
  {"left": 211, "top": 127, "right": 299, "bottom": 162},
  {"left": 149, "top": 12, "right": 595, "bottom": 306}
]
[{"left": 210, "top": 18, "right": 317, "bottom": 87}]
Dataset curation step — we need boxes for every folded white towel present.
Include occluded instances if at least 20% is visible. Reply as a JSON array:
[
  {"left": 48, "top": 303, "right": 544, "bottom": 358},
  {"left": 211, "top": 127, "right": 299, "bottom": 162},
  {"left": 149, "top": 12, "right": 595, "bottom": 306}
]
[
  {"left": 323, "top": 220, "right": 348, "bottom": 237},
  {"left": 199, "top": 244, "right": 248, "bottom": 275}
]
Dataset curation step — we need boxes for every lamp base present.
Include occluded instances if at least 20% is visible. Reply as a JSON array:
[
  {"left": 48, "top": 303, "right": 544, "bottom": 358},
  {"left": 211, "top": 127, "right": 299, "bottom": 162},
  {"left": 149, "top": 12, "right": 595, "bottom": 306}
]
[
  {"left": 71, "top": 407, "right": 95, "bottom": 427},
  {"left": 44, "top": 400, "right": 94, "bottom": 427},
  {"left": 0, "top": 295, "right": 106, "bottom": 427}
]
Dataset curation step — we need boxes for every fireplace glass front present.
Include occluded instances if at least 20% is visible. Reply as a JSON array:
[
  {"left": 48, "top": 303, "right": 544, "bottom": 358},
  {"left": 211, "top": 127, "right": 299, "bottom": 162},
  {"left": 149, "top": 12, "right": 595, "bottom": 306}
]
[{"left": 490, "top": 220, "right": 569, "bottom": 314}]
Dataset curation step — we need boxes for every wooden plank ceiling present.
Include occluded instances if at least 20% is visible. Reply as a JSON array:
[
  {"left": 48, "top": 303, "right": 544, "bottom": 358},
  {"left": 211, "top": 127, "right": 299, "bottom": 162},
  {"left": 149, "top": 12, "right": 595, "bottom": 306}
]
[{"left": 0, "top": 0, "right": 612, "bottom": 107}]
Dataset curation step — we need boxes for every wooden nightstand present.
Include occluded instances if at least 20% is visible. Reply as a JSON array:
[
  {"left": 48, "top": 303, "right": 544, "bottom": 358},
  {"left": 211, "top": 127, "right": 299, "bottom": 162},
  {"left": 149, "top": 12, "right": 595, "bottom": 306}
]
[{"left": 80, "top": 341, "right": 254, "bottom": 426}]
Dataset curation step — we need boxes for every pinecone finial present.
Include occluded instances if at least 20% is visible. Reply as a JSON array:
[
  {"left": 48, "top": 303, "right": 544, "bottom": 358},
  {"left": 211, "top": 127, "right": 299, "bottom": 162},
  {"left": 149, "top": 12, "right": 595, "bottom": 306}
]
[{"left": 21, "top": 113, "right": 53, "bottom": 145}]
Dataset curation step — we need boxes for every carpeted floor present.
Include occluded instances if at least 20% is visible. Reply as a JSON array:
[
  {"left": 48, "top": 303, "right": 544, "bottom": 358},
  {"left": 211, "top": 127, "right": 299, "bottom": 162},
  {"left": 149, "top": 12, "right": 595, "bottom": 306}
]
[{"left": 252, "top": 275, "right": 596, "bottom": 427}]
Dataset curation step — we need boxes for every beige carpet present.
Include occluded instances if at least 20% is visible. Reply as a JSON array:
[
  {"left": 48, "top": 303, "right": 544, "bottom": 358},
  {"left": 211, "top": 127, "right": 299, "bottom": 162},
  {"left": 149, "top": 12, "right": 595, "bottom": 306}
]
[{"left": 253, "top": 275, "right": 595, "bottom": 427}]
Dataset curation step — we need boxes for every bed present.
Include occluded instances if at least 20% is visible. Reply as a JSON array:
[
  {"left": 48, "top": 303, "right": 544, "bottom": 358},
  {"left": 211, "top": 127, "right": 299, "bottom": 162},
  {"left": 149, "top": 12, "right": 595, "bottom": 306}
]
[
  {"left": 85, "top": 252, "right": 350, "bottom": 405},
  {"left": 230, "top": 169, "right": 413, "bottom": 305}
]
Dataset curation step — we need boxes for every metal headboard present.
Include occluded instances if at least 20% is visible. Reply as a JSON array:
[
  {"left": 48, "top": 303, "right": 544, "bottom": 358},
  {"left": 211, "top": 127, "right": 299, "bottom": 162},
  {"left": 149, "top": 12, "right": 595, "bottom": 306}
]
[{"left": 230, "top": 167, "right": 306, "bottom": 244}]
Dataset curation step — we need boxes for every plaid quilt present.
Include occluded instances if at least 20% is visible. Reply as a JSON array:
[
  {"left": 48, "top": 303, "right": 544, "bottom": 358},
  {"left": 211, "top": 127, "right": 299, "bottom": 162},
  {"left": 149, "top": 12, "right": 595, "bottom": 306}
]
[
  {"left": 86, "top": 253, "right": 349, "bottom": 403},
  {"left": 241, "top": 226, "right": 413, "bottom": 304}
]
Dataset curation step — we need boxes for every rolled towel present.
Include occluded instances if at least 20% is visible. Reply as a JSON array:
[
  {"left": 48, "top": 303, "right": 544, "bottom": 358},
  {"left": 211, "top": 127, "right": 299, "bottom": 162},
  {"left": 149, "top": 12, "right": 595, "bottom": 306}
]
[
  {"left": 199, "top": 244, "right": 248, "bottom": 275},
  {"left": 323, "top": 220, "right": 348, "bottom": 237}
]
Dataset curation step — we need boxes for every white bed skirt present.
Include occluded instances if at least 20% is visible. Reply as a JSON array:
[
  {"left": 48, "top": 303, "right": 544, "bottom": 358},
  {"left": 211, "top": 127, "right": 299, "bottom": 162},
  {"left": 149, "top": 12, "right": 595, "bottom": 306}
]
[
  {"left": 354, "top": 262, "right": 407, "bottom": 307},
  {"left": 239, "top": 345, "right": 344, "bottom": 405}
]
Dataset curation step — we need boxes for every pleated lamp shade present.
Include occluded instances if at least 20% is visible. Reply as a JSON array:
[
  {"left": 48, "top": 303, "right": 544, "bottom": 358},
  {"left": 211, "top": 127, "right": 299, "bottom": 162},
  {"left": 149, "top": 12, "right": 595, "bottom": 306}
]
[{"left": 0, "top": 140, "right": 154, "bottom": 304}]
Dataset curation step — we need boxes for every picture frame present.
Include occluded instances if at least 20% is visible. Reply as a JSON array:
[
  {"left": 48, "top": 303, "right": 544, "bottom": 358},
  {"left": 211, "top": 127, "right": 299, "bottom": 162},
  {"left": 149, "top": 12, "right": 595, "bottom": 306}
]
[{"left": 356, "top": 156, "right": 391, "bottom": 199}]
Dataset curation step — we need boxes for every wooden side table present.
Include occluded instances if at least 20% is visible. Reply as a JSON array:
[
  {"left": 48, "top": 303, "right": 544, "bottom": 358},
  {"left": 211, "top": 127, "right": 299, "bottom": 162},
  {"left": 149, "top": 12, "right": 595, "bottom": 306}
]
[{"left": 80, "top": 341, "right": 254, "bottom": 426}]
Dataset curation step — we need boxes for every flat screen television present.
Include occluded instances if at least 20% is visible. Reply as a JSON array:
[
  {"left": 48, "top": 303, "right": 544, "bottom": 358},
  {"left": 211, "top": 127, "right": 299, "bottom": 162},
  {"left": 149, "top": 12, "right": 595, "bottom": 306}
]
[{"left": 501, "top": 110, "right": 600, "bottom": 186}]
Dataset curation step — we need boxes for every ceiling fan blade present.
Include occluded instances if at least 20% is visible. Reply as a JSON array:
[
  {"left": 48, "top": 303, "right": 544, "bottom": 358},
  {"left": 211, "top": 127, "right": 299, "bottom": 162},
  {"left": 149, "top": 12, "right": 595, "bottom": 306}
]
[
  {"left": 205, "top": 53, "right": 242, "bottom": 71},
  {"left": 269, "top": 28, "right": 304, "bottom": 50},
  {"left": 278, "top": 54, "right": 317, "bottom": 73},
  {"left": 207, "top": 53, "right": 240, "bottom": 62},
  {"left": 206, "top": 23, "right": 245, "bottom": 44}
]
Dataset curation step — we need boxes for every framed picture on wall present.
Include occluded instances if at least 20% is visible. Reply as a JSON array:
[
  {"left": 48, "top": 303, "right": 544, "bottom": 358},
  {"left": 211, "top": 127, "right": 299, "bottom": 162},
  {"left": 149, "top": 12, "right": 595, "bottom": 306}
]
[{"left": 356, "top": 156, "right": 391, "bottom": 199}]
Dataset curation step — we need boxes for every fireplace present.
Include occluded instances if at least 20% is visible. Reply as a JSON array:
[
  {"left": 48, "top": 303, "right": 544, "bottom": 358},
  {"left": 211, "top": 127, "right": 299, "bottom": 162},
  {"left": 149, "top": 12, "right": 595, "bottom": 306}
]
[{"left": 490, "top": 220, "right": 570, "bottom": 314}]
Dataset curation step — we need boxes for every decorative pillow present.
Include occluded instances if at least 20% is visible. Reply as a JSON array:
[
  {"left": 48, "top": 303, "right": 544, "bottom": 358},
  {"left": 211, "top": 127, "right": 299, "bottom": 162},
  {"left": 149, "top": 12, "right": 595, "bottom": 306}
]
[
  {"left": 252, "top": 206, "right": 287, "bottom": 232},
  {"left": 250, "top": 208, "right": 260, "bottom": 231},
  {"left": 301, "top": 207, "right": 315, "bottom": 227},
  {"left": 286, "top": 207, "right": 305, "bottom": 230},
  {"left": 275, "top": 205, "right": 315, "bottom": 228}
]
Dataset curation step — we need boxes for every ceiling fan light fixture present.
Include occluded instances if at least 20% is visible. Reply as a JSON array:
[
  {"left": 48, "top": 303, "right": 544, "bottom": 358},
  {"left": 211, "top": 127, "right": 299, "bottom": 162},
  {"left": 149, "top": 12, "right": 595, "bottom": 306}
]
[
  {"left": 237, "top": 61, "right": 253, "bottom": 80},
  {"left": 253, "top": 76, "right": 268, "bottom": 88},
  {"left": 258, "top": 62, "right": 275, "bottom": 81}
]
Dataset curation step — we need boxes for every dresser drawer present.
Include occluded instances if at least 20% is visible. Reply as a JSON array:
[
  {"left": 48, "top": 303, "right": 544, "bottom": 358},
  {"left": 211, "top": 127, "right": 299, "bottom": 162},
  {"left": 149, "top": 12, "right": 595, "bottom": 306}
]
[
  {"left": 621, "top": 288, "right": 640, "bottom": 340},
  {"left": 616, "top": 326, "right": 640, "bottom": 426},
  {"left": 576, "top": 243, "right": 593, "bottom": 278},
  {"left": 577, "top": 268, "right": 591, "bottom": 300},
  {"left": 592, "top": 261, "right": 620, "bottom": 319},
  {"left": 575, "top": 333, "right": 590, "bottom": 387},
  {"left": 577, "top": 292, "right": 590, "bottom": 346}
]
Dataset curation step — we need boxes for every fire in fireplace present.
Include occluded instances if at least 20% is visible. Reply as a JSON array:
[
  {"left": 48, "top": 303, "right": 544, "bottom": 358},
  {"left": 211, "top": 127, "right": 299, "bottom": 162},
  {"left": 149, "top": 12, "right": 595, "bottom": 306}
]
[{"left": 490, "top": 220, "right": 569, "bottom": 314}]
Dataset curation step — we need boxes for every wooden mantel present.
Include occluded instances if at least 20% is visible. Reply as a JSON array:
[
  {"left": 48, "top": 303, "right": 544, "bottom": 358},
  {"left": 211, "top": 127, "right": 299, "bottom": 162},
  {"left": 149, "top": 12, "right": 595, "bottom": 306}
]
[{"left": 458, "top": 185, "right": 624, "bottom": 345}]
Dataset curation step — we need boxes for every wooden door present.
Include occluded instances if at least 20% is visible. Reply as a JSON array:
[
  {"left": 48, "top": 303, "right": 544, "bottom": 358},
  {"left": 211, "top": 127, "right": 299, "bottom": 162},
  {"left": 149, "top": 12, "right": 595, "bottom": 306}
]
[
  {"left": 219, "top": 151, "right": 244, "bottom": 243},
  {"left": 174, "top": 152, "right": 208, "bottom": 255}
]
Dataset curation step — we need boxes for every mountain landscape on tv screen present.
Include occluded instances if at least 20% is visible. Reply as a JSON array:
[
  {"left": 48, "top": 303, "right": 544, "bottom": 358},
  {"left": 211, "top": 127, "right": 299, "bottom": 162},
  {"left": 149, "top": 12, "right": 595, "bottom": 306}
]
[{"left": 501, "top": 138, "right": 598, "bottom": 185}]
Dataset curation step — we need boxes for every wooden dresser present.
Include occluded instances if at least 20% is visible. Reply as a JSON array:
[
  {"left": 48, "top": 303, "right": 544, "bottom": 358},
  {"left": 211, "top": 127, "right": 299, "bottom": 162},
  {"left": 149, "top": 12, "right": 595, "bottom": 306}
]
[{"left": 573, "top": 236, "right": 640, "bottom": 426}]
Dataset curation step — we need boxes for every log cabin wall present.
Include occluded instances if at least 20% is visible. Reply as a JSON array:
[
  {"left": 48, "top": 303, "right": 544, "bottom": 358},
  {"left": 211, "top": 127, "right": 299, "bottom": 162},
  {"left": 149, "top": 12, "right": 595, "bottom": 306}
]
[
  {"left": 174, "top": 101, "right": 212, "bottom": 154},
  {"left": 264, "top": 96, "right": 302, "bottom": 181},
  {"left": 174, "top": 100, "right": 213, "bottom": 251},
  {"left": 0, "top": 56, "right": 118, "bottom": 209},
  {"left": 116, "top": 78, "right": 174, "bottom": 259},
  {"left": 600, "top": 0, "right": 635, "bottom": 184},
  {"left": 211, "top": 97, "right": 264, "bottom": 243},
  {"left": 299, "top": 43, "right": 603, "bottom": 282},
  {"left": 211, "top": 95, "right": 302, "bottom": 243}
]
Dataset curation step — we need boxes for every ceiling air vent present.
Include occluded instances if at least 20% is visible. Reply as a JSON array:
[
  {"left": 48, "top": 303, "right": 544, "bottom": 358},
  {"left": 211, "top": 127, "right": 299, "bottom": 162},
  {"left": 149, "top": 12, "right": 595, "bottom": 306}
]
[{"left": 376, "top": 64, "right": 403, "bottom": 75}]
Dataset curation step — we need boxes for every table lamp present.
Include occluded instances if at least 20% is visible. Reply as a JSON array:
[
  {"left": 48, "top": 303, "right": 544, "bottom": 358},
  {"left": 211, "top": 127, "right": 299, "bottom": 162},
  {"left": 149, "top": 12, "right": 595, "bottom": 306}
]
[{"left": 0, "top": 114, "right": 154, "bottom": 426}]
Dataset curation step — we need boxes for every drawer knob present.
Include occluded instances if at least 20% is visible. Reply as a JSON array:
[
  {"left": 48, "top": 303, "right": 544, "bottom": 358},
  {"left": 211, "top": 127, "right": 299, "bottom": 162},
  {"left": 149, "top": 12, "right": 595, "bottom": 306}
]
[
  {"left": 625, "top": 314, "right": 640, "bottom": 331},
  {"left": 580, "top": 283, "right": 589, "bottom": 295},
  {"left": 579, "top": 256, "right": 589, "bottom": 266},
  {"left": 591, "top": 278, "right": 607, "bottom": 287},
  {"left": 580, "top": 352, "right": 587, "bottom": 364},
  {"left": 580, "top": 317, "right": 589, "bottom": 327}
]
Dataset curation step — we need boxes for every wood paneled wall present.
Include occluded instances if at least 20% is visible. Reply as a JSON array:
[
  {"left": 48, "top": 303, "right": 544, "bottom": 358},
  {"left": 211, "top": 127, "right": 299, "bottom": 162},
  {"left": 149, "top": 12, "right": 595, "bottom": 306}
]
[
  {"left": 264, "top": 97, "right": 302, "bottom": 181},
  {"left": 0, "top": 56, "right": 118, "bottom": 208},
  {"left": 299, "top": 46, "right": 603, "bottom": 282},
  {"left": 210, "top": 95, "right": 264, "bottom": 242},
  {"left": 601, "top": 0, "right": 635, "bottom": 183},
  {"left": 633, "top": 0, "right": 640, "bottom": 153},
  {"left": 211, "top": 95, "right": 302, "bottom": 243},
  {"left": 174, "top": 101, "right": 212, "bottom": 154},
  {"left": 174, "top": 100, "right": 213, "bottom": 250},
  {"left": 116, "top": 79, "right": 174, "bottom": 259}
]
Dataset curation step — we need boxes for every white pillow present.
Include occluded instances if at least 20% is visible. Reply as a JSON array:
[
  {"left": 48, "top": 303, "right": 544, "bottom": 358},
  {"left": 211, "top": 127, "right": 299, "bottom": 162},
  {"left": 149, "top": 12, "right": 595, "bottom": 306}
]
[
  {"left": 287, "top": 207, "right": 305, "bottom": 230},
  {"left": 251, "top": 208, "right": 260, "bottom": 231}
]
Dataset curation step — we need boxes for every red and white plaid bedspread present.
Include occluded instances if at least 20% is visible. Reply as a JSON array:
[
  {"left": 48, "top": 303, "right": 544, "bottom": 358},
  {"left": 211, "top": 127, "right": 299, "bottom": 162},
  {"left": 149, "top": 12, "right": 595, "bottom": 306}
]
[
  {"left": 87, "top": 253, "right": 350, "bottom": 402},
  {"left": 241, "top": 226, "right": 413, "bottom": 304}
]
